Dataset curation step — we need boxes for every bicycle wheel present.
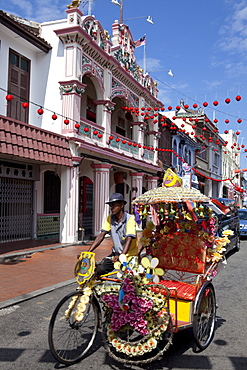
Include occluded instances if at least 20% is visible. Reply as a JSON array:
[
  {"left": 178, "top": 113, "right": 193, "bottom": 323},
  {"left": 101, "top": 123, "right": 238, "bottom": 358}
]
[
  {"left": 193, "top": 282, "right": 216, "bottom": 350},
  {"left": 102, "top": 314, "right": 173, "bottom": 365},
  {"left": 48, "top": 291, "right": 99, "bottom": 365}
]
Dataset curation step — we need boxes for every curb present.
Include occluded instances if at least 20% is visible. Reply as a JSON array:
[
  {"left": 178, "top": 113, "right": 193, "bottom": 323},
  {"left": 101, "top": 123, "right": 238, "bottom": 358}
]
[
  {"left": 0, "top": 241, "right": 89, "bottom": 264},
  {"left": 0, "top": 278, "right": 77, "bottom": 310}
]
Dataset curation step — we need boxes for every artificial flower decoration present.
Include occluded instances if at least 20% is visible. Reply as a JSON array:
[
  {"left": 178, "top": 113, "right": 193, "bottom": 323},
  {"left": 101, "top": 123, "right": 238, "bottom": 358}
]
[
  {"left": 141, "top": 257, "right": 164, "bottom": 283},
  {"left": 114, "top": 254, "right": 138, "bottom": 278}
]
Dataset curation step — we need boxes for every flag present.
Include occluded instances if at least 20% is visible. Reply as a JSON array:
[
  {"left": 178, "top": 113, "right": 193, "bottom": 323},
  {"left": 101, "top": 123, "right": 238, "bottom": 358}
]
[
  {"left": 135, "top": 36, "right": 146, "bottom": 47},
  {"left": 163, "top": 168, "right": 182, "bottom": 188}
]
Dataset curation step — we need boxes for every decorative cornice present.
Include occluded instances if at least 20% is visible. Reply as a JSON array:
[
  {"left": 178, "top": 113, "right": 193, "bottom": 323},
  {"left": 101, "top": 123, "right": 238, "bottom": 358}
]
[{"left": 59, "top": 80, "right": 86, "bottom": 95}]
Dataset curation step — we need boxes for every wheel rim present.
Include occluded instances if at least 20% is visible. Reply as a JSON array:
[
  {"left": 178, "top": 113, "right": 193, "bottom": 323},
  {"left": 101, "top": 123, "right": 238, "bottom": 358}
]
[
  {"left": 193, "top": 284, "right": 216, "bottom": 350},
  {"left": 48, "top": 292, "right": 99, "bottom": 364}
]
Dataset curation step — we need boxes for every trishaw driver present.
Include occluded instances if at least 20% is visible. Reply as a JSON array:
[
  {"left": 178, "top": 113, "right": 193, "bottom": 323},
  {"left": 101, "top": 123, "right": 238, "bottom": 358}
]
[{"left": 88, "top": 193, "right": 138, "bottom": 276}]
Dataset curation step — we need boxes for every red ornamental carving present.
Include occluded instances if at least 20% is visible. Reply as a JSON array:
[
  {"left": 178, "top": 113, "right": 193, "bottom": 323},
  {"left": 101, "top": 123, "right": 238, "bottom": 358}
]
[
  {"left": 236, "top": 95, "right": 241, "bottom": 101},
  {"left": 225, "top": 98, "right": 231, "bottom": 104},
  {"left": 52, "top": 114, "right": 58, "bottom": 120},
  {"left": 22, "top": 102, "right": 29, "bottom": 109},
  {"left": 75, "top": 123, "right": 80, "bottom": 129},
  {"left": 37, "top": 108, "right": 44, "bottom": 115},
  {"left": 64, "top": 119, "right": 69, "bottom": 125},
  {"left": 203, "top": 102, "right": 208, "bottom": 107},
  {"left": 84, "top": 127, "right": 89, "bottom": 132},
  {"left": 193, "top": 103, "right": 198, "bottom": 108},
  {"left": 6, "top": 94, "right": 13, "bottom": 101},
  {"left": 237, "top": 119, "right": 242, "bottom": 123},
  {"left": 213, "top": 100, "right": 218, "bottom": 106}
]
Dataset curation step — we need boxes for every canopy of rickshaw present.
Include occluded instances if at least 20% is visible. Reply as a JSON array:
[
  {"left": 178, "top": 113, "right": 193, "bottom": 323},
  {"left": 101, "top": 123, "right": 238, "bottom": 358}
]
[{"left": 132, "top": 186, "right": 210, "bottom": 205}]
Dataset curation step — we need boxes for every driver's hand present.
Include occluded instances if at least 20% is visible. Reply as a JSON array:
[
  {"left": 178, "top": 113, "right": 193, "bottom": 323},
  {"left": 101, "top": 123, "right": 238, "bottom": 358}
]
[{"left": 112, "top": 255, "right": 119, "bottom": 263}]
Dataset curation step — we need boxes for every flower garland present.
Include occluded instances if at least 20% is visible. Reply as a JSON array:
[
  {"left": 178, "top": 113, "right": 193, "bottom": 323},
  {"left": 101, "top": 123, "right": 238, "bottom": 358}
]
[
  {"left": 101, "top": 268, "right": 170, "bottom": 357},
  {"left": 64, "top": 286, "right": 93, "bottom": 321}
]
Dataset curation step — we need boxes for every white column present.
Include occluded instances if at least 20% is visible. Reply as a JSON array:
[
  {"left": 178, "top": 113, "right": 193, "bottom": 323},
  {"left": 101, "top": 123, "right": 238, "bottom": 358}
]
[
  {"left": 60, "top": 165, "right": 79, "bottom": 243},
  {"left": 146, "top": 176, "right": 159, "bottom": 190},
  {"left": 91, "top": 163, "right": 112, "bottom": 235},
  {"left": 130, "top": 172, "right": 144, "bottom": 199}
]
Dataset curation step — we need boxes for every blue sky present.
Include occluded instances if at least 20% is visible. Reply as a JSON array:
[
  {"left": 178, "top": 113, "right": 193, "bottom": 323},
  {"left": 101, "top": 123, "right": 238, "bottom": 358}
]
[{"left": 2, "top": 0, "right": 247, "bottom": 166}]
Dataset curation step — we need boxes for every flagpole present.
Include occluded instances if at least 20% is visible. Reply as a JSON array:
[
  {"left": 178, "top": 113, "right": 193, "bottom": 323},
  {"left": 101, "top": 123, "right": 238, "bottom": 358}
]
[{"left": 143, "top": 34, "right": 146, "bottom": 73}]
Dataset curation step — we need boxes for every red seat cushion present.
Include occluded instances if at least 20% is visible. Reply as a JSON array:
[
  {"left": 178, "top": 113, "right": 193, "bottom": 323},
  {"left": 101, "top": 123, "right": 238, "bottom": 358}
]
[{"left": 158, "top": 280, "right": 197, "bottom": 300}]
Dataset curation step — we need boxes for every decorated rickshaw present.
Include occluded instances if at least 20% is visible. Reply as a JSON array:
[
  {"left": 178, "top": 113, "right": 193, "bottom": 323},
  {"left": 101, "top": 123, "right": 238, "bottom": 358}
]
[{"left": 48, "top": 169, "right": 232, "bottom": 365}]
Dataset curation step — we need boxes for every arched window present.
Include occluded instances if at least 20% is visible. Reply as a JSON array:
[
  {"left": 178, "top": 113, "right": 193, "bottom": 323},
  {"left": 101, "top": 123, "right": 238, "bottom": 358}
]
[{"left": 44, "top": 171, "right": 60, "bottom": 213}]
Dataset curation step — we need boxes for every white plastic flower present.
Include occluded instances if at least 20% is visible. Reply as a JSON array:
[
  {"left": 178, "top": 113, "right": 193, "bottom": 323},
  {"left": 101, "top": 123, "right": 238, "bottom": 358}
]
[{"left": 141, "top": 257, "right": 164, "bottom": 283}]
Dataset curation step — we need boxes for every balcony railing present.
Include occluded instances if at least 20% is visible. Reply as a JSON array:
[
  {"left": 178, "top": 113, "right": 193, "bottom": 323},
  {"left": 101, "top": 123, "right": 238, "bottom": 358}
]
[{"left": 78, "top": 119, "right": 155, "bottom": 162}]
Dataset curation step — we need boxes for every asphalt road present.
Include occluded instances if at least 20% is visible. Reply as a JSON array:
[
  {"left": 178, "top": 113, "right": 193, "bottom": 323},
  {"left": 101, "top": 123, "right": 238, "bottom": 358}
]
[{"left": 0, "top": 241, "right": 247, "bottom": 370}]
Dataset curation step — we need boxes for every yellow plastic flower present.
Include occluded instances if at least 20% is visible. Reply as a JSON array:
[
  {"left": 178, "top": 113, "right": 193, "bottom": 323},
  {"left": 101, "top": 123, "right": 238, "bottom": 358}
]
[
  {"left": 211, "top": 252, "right": 223, "bottom": 262},
  {"left": 222, "top": 229, "right": 234, "bottom": 236},
  {"left": 141, "top": 257, "right": 164, "bottom": 284}
]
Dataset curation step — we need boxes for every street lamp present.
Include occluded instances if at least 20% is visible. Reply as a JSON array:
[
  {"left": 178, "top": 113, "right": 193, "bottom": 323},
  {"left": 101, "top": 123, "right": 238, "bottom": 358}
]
[
  {"left": 111, "top": 0, "right": 153, "bottom": 25},
  {"left": 147, "top": 69, "right": 174, "bottom": 77},
  {"left": 123, "top": 15, "right": 154, "bottom": 24}
]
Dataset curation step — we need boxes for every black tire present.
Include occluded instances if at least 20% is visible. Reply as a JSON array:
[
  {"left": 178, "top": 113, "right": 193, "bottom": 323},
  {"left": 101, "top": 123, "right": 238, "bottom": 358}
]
[
  {"left": 102, "top": 314, "right": 173, "bottom": 365},
  {"left": 193, "top": 282, "right": 216, "bottom": 350},
  {"left": 48, "top": 291, "right": 99, "bottom": 365},
  {"left": 235, "top": 235, "right": 240, "bottom": 251}
]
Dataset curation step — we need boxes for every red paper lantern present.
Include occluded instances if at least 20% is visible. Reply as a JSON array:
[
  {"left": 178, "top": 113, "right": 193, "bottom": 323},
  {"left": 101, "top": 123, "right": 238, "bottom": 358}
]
[
  {"left": 225, "top": 98, "right": 231, "bottom": 104},
  {"left": 128, "top": 142, "right": 132, "bottom": 146},
  {"left": 213, "top": 100, "right": 218, "bottom": 106},
  {"left": 75, "top": 123, "right": 80, "bottom": 129},
  {"left": 64, "top": 119, "right": 69, "bottom": 125},
  {"left": 109, "top": 135, "right": 114, "bottom": 140},
  {"left": 93, "top": 130, "right": 98, "bottom": 135},
  {"left": 214, "top": 119, "right": 218, "bottom": 123},
  {"left": 181, "top": 124, "right": 185, "bottom": 128},
  {"left": 237, "top": 119, "right": 242, "bottom": 123},
  {"left": 224, "top": 130, "right": 229, "bottom": 134},
  {"left": 84, "top": 127, "right": 89, "bottom": 132},
  {"left": 236, "top": 95, "right": 242, "bottom": 101},
  {"left": 225, "top": 119, "right": 229, "bottom": 124},
  {"left": 37, "top": 108, "right": 44, "bottom": 115},
  {"left": 22, "top": 102, "right": 29, "bottom": 109},
  {"left": 203, "top": 102, "right": 208, "bottom": 107},
  {"left": 116, "top": 138, "right": 120, "bottom": 142},
  {"left": 176, "top": 105, "right": 180, "bottom": 110},
  {"left": 141, "top": 107, "right": 145, "bottom": 111},
  {"left": 154, "top": 107, "right": 158, "bottom": 111},
  {"left": 213, "top": 129, "right": 218, "bottom": 133},
  {"left": 184, "top": 104, "right": 189, "bottom": 109},
  {"left": 193, "top": 103, "right": 198, "bottom": 108},
  {"left": 160, "top": 107, "right": 165, "bottom": 111},
  {"left": 168, "top": 106, "right": 172, "bottom": 110},
  {"left": 6, "top": 94, "right": 13, "bottom": 101},
  {"left": 241, "top": 145, "right": 245, "bottom": 148},
  {"left": 138, "top": 144, "right": 142, "bottom": 148},
  {"left": 236, "top": 131, "right": 240, "bottom": 135},
  {"left": 52, "top": 114, "right": 57, "bottom": 120},
  {"left": 122, "top": 140, "right": 126, "bottom": 144},
  {"left": 202, "top": 127, "right": 207, "bottom": 131},
  {"left": 97, "top": 134, "right": 102, "bottom": 138}
]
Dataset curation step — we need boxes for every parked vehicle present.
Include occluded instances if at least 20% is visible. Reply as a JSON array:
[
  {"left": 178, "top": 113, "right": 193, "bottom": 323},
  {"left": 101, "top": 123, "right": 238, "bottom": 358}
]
[
  {"left": 238, "top": 208, "right": 247, "bottom": 237},
  {"left": 211, "top": 198, "right": 240, "bottom": 253}
]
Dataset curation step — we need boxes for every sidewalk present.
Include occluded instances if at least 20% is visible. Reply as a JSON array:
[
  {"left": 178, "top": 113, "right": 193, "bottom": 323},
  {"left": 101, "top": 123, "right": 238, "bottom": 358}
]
[{"left": 0, "top": 238, "right": 113, "bottom": 309}]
